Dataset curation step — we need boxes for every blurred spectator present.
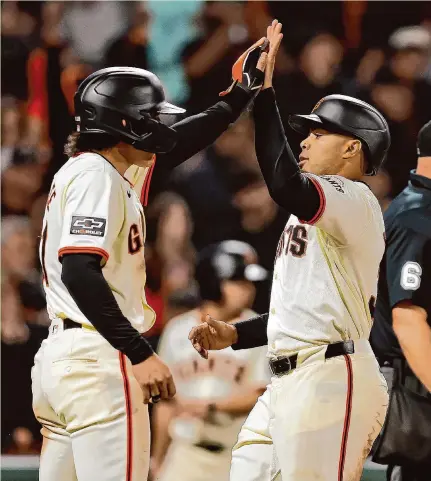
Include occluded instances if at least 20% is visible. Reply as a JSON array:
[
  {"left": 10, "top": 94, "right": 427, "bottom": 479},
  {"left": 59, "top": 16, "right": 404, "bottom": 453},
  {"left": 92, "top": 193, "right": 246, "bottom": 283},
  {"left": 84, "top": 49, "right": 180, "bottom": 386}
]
[
  {"left": 361, "top": 170, "right": 393, "bottom": 212},
  {"left": 5, "top": 427, "right": 40, "bottom": 455},
  {"left": 181, "top": 1, "right": 251, "bottom": 113},
  {"left": 1, "top": 1, "right": 37, "bottom": 100},
  {"left": 145, "top": 192, "right": 197, "bottom": 343},
  {"left": 104, "top": 7, "right": 150, "bottom": 69},
  {"left": 59, "top": 1, "right": 129, "bottom": 68},
  {"left": 1, "top": 216, "right": 42, "bottom": 344},
  {"left": 369, "top": 68, "right": 421, "bottom": 196},
  {"left": 388, "top": 25, "right": 431, "bottom": 128},
  {"left": 274, "top": 32, "right": 346, "bottom": 154},
  {"left": 146, "top": 0, "right": 203, "bottom": 103}
]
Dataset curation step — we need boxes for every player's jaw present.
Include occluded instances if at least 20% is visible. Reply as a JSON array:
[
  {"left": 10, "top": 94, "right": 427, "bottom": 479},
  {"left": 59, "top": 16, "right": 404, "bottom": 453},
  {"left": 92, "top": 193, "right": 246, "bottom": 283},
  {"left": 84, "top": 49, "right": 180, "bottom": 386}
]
[{"left": 117, "top": 143, "right": 156, "bottom": 168}]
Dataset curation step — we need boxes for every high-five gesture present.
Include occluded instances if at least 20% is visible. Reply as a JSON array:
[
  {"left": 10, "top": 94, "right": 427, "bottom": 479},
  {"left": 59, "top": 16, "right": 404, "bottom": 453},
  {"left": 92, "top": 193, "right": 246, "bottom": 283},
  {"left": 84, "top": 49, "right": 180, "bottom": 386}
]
[
  {"left": 262, "top": 19, "right": 283, "bottom": 90},
  {"left": 188, "top": 314, "right": 238, "bottom": 359}
]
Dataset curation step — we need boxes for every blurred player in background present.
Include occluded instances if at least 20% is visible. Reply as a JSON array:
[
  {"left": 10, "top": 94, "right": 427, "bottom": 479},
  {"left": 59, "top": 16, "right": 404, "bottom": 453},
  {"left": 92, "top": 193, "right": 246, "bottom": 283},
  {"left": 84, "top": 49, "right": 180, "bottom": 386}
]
[{"left": 151, "top": 241, "right": 270, "bottom": 481}]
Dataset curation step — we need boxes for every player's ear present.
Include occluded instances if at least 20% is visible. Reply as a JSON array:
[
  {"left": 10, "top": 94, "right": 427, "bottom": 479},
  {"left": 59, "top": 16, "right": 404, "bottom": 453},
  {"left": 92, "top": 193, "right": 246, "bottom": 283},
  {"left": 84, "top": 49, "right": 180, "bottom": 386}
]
[{"left": 343, "top": 139, "right": 362, "bottom": 159}]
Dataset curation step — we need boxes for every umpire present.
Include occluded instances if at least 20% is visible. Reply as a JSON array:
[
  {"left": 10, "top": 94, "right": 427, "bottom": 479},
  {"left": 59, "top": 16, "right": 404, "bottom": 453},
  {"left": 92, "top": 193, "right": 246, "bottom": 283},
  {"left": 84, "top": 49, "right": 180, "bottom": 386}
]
[{"left": 370, "top": 120, "right": 431, "bottom": 480}]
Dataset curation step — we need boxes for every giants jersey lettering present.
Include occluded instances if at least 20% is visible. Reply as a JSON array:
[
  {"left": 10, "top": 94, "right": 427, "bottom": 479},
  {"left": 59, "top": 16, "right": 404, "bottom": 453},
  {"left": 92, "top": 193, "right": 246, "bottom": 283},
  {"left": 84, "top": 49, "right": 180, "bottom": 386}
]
[
  {"left": 158, "top": 309, "right": 270, "bottom": 446},
  {"left": 267, "top": 174, "right": 385, "bottom": 357},
  {"left": 40, "top": 152, "right": 155, "bottom": 332}
]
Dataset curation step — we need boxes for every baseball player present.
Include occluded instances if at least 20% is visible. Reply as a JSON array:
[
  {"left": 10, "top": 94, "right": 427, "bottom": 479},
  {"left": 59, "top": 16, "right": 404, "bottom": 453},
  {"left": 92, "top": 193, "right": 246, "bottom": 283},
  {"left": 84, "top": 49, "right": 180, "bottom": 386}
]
[
  {"left": 189, "top": 20, "right": 391, "bottom": 481},
  {"left": 31, "top": 37, "right": 270, "bottom": 481},
  {"left": 151, "top": 241, "right": 270, "bottom": 481}
]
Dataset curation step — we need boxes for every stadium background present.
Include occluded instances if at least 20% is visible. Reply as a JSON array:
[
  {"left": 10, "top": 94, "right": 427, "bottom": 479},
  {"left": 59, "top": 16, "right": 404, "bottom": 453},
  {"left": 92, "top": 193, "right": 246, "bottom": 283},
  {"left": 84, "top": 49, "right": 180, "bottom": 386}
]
[{"left": 1, "top": 1, "right": 430, "bottom": 479}]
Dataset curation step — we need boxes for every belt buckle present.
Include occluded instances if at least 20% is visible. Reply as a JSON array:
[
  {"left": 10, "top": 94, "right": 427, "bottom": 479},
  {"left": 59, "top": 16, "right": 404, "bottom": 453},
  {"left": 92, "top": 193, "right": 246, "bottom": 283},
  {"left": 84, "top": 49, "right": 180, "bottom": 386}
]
[{"left": 270, "top": 356, "right": 291, "bottom": 377}]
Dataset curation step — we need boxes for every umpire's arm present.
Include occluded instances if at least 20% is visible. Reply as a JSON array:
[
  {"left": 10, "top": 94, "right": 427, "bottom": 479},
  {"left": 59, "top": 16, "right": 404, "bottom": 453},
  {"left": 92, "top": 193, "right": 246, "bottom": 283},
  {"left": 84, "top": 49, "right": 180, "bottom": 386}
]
[{"left": 388, "top": 215, "right": 431, "bottom": 391}]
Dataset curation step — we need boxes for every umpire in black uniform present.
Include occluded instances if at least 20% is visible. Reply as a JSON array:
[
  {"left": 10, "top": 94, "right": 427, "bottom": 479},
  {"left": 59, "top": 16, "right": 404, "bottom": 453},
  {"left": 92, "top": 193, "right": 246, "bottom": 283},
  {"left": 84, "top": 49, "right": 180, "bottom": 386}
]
[{"left": 370, "top": 120, "right": 431, "bottom": 480}]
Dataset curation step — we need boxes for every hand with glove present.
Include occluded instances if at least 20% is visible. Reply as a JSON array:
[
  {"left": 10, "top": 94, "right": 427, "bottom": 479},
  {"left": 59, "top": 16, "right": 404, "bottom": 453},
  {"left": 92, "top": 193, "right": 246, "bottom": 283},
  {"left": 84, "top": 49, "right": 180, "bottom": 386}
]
[
  {"left": 220, "top": 36, "right": 270, "bottom": 99},
  {"left": 219, "top": 20, "right": 283, "bottom": 107}
]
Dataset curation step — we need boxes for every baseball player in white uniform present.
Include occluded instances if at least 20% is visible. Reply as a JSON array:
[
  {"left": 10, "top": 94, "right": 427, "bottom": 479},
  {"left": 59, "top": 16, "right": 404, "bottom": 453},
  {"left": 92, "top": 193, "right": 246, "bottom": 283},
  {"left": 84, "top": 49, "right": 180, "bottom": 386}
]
[
  {"left": 189, "top": 21, "right": 391, "bottom": 481},
  {"left": 31, "top": 40, "right": 271, "bottom": 481},
  {"left": 151, "top": 241, "right": 270, "bottom": 481}
]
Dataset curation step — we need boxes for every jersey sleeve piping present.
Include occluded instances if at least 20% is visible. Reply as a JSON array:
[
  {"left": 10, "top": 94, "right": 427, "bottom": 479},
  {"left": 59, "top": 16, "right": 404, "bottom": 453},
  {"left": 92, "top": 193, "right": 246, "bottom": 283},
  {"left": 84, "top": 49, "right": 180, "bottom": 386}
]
[
  {"left": 299, "top": 175, "right": 326, "bottom": 225},
  {"left": 58, "top": 246, "right": 109, "bottom": 263}
]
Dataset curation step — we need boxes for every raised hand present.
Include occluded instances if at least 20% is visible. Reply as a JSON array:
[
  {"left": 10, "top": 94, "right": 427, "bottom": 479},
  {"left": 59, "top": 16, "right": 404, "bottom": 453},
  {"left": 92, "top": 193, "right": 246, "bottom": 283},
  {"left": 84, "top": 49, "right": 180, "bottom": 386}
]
[{"left": 262, "top": 19, "right": 283, "bottom": 89}]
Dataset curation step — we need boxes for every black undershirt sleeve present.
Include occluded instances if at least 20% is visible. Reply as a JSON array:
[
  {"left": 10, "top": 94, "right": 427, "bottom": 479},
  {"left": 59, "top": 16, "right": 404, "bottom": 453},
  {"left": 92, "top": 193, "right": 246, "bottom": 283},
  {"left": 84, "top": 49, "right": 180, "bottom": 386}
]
[
  {"left": 61, "top": 253, "right": 154, "bottom": 365},
  {"left": 156, "top": 85, "right": 252, "bottom": 171},
  {"left": 253, "top": 88, "right": 321, "bottom": 221},
  {"left": 232, "top": 313, "right": 269, "bottom": 350}
]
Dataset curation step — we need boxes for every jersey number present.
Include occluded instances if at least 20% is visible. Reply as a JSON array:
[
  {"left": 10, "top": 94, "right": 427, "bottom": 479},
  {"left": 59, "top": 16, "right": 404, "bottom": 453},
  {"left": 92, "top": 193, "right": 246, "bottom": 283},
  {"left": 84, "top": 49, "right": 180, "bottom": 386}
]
[
  {"left": 276, "top": 225, "right": 308, "bottom": 259},
  {"left": 400, "top": 262, "right": 422, "bottom": 290}
]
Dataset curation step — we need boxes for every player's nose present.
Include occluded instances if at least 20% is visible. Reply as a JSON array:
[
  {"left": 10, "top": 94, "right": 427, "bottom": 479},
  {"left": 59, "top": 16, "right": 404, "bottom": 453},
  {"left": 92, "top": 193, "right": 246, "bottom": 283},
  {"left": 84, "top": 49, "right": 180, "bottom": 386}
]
[{"left": 300, "top": 137, "right": 310, "bottom": 150}]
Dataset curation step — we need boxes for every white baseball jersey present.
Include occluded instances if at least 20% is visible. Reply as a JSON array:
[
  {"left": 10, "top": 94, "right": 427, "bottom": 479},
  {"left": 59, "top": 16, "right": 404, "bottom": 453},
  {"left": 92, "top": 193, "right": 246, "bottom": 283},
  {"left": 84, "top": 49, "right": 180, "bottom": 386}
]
[
  {"left": 267, "top": 174, "right": 385, "bottom": 357},
  {"left": 158, "top": 309, "right": 270, "bottom": 447},
  {"left": 39, "top": 152, "right": 156, "bottom": 332}
]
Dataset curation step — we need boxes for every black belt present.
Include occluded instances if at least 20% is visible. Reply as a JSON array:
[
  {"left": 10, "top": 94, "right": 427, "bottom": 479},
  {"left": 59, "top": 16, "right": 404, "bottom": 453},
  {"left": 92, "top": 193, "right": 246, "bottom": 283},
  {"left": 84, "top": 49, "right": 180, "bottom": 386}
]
[
  {"left": 194, "top": 441, "right": 225, "bottom": 453},
  {"left": 63, "top": 318, "right": 83, "bottom": 330},
  {"left": 269, "top": 340, "right": 355, "bottom": 377}
]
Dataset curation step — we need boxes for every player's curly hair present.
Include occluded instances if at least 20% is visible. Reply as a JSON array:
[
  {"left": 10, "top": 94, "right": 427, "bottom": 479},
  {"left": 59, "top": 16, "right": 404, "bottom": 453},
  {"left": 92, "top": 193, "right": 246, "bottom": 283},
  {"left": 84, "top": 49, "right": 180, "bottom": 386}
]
[{"left": 64, "top": 132, "right": 119, "bottom": 157}]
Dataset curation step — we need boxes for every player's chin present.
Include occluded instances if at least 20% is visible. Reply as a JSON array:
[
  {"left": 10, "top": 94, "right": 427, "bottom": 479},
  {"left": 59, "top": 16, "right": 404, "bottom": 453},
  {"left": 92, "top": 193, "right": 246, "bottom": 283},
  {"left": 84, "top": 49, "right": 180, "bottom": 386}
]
[{"left": 135, "top": 157, "right": 156, "bottom": 168}]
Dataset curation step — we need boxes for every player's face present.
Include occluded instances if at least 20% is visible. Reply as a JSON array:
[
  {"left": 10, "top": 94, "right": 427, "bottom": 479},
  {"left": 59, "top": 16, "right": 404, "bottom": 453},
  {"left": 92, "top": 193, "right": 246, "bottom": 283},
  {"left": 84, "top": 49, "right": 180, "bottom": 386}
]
[
  {"left": 221, "top": 280, "right": 256, "bottom": 315},
  {"left": 117, "top": 143, "right": 155, "bottom": 168},
  {"left": 299, "top": 128, "right": 354, "bottom": 176}
]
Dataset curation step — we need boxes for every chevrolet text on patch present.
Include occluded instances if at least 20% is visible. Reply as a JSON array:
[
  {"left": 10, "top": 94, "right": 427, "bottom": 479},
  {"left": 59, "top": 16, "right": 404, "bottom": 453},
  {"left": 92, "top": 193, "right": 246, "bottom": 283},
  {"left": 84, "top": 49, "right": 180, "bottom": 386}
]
[{"left": 70, "top": 216, "right": 106, "bottom": 237}]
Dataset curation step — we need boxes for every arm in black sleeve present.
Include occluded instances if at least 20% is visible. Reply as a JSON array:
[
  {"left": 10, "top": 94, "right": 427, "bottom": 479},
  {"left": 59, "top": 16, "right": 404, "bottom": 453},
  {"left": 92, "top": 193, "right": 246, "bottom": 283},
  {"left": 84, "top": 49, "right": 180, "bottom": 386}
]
[
  {"left": 157, "top": 85, "right": 252, "bottom": 171},
  {"left": 61, "top": 253, "right": 154, "bottom": 365},
  {"left": 252, "top": 88, "right": 321, "bottom": 221},
  {"left": 231, "top": 313, "right": 269, "bottom": 350}
]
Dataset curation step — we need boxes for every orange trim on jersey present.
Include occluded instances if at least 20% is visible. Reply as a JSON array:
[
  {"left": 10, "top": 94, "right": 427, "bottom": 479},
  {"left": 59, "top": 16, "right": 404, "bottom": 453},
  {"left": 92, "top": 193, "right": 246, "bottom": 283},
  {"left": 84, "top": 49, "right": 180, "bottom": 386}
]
[
  {"left": 300, "top": 176, "right": 326, "bottom": 225},
  {"left": 140, "top": 156, "right": 156, "bottom": 206},
  {"left": 338, "top": 354, "right": 353, "bottom": 481},
  {"left": 119, "top": 353, "right": 133, "bottom": 481},
  {"left": 58, "top": 246, "right": 109, "bottom": 262}
]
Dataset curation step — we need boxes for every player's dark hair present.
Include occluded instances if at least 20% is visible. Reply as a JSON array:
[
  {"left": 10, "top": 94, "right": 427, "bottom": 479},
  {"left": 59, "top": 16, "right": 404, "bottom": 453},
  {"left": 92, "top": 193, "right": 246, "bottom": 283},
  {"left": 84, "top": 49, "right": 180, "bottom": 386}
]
[{"left": 64, "top": 132, "right": 119, "bottom": 157}]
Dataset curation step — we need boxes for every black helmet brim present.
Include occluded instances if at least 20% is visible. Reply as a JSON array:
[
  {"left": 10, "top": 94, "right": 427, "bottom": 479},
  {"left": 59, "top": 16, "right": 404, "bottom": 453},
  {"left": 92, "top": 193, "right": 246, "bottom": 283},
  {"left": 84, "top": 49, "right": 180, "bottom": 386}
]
[
  {"left": 288, "top": 114, "right": 324, "bottom": 136},
  {"left": 159, "top": 101, "right": 185, "bottom": 115}
]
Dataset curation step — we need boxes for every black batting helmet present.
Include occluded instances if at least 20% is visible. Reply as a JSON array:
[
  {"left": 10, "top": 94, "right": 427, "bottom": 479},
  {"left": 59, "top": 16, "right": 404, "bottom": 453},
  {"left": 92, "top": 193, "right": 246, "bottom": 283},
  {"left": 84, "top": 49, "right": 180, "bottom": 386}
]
[
  {"left": 288, "top": 95, "right": 391, "bottom": 175},
  {"left": 74, "top": 67, "right": 185, "bottom": 154},
  {"left": 195, "top": 241, "right": 267, "bottom": 302}
]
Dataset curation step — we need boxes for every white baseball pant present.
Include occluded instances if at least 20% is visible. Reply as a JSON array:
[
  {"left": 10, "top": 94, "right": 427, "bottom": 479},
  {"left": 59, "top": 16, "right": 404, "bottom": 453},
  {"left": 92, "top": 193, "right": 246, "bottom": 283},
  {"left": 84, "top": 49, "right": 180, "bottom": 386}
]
[
  {"left": 32, "top": 321, "right": 150, "bottom": 481},
  {"left": 230, "top": 340, "right": 389, "bottom": 481}
]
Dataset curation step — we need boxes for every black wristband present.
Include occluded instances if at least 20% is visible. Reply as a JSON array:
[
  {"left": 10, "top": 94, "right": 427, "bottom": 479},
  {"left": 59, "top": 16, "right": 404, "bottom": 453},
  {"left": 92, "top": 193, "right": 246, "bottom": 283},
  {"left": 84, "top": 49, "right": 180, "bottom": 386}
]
[
  {"left": 219, "top": 83, "right": 255, "bottom": 120},
  {"left": 232, "top": 313, "right": 269, "bottom": 350},
  {"left": 122, "top": 334, "right": 155, "bottom": 365}
]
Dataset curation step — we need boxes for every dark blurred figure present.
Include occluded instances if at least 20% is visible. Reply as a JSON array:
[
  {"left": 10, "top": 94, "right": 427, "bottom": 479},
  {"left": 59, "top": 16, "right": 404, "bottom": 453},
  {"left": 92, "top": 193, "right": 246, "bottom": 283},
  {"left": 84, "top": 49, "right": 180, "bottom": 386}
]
[
  {"left": 274, "top": 32, "right": 345, "bottom": 158},
  {"left": 4, "top": 427, "right": 40, "bottom": 455},
  {"left": 144, "top": 192, "right": 197, "bottom": 348},
  {"left": 181, "top": 1, "right": 251, "bottom": 113},
  {"left": 59, "top": 1, "right": 129, "bottom": 68},
  {"left": 388, "top": 25, "right": 431, "bottom": 128},
  {"left": 104, "top": 6, "right": 150, "bottom": 69},
  {"left": 1, "top": 1, "right": 38, "bottom": 100},
  {"left": 370, "top": 121, "right": 431, "bottom": 481},
  {"left": 368, "top": 68, "right": 422, "bottom": 197}
]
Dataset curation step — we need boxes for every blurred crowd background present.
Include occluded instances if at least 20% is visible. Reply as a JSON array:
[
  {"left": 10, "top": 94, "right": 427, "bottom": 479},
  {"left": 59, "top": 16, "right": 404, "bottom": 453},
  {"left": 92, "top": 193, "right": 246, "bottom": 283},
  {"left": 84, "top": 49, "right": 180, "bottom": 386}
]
[{"left": 1, "top": 0, "right": 431, "bottom": 456}]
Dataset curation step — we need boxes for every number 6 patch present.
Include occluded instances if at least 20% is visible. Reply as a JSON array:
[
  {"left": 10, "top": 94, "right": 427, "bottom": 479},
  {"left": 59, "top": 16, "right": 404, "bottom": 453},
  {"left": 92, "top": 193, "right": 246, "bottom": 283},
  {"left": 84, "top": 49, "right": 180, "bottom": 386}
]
[
  {"left": 400, "top": 261, "right": 422, "bottom": 290},
  {"left": 70, "top": 216, "right": 106, "bottom": 237}
]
